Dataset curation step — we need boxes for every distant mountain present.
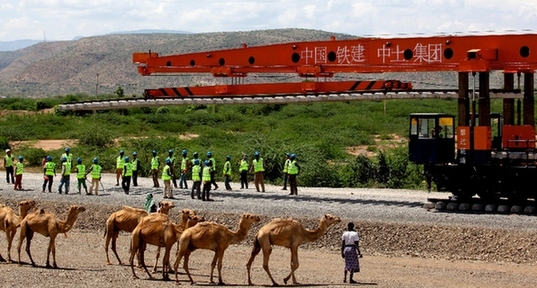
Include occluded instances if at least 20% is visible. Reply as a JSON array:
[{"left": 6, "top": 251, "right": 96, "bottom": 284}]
[
  {"left": 0, "top": 39, "right": 42, "bottom": 52},
  {"left": 107, "top": 29, "right": 191, "bottom": 35}
]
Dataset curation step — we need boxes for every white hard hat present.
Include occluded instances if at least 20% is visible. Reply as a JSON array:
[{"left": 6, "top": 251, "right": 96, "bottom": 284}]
[{"left": 5, "top": 149, "right": 10, "bottom": 153}]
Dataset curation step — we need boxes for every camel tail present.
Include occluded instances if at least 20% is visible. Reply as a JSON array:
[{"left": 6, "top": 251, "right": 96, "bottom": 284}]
[{"left": 253, "top": 235, "right": 261, "bottom": 250}]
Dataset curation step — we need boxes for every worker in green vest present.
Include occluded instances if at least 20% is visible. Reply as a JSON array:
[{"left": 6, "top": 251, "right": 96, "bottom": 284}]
[
  {"left": 14, "top": 155, "right": 24, "bottom": 190},
  {"left": 74, "top": 157, "right": 88, "bottom": 195},
  {"left": 86, "top": 157, "right": 102, "bottom": 195},
  {"left": 249, "top": 151, "right": 265, "bottom": 192},
  {"left": 150, "top": 150, "right": 160, "bottom": 188},
  {"left": 131, "top": 151, "right": 140, "bottom": 187},
  {"left": 288, "top": 153, "right": 301, "bottom": 195},
  {"left": 162, "top": 158, "right": 173, "bottom": 199},
  {"left": 122, "top": 156, "right": 132, "bottom": 194},
  {"left": 61, "top": 147, "right": 73, "bottom": 168},
  {"left": 201, "top": 160, "right": 213, "bottom": 201},
  {"left": 179, "top": 149, "right": 190, "bottom": 190},
  {"left": 168, "top": 149, "right": 178, "bottom": 188},
  {"left": 207, "top": 151, "right": 218, "bottom": 190},
  {"left": 191, "top": 159, "right": 202, "bottom": 199},
  {"left": 239, "top": 154, "right": 249, "bottom": 189},
  {"left": 42, "top": 155, "right": 56, "bottom": 193},
  {"left": 223, "top": 155, "right": 232, "bottom": 191},
  {"left": 282, "top": 153, "right": 291, "bottom": 190},
  {"left": 4, "top": 148, "right": 14, "bottom": 184},
  {"left": 58, "top": 156, "right": 71, "bottom": 194},
  {"left": 116, "top": 150, "right": 125, "bottom": 186}
]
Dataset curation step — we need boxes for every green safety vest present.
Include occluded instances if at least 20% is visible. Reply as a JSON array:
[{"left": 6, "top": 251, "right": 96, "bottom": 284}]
[
  {"left": 202, "top": 166, "right": 211, "bottom": 182},
  {"left": 91, "top": 164, "right": 101, "bottom": 179},
  {"left": 116, "top": 155, "right": 125, "bottom": 169},
  {"left": 45, "top": 161, "right": 55, "bottom": 176},
  {"left": 223, "top": 161, "right": 231, "bottom": 175},
  {"left": 16, "top": 162, "right": 23, "bottom": 175},
  {"left": 61, "top": 153, "right": 73, "bottom": 164},
  {"left": 151, "top": 156, "right": 160, "bottom": 169},
  {"left": 63, "top": 161, "right": 71, "bottom": 176},
  {"left": 181, "top": 157, "right": 188, "bottom": 170},
  {"left": 169, "top": 156, "right": 176, "bottom": 167},
  {"left": 240, "top": 159, "right": 249, "bottom": 172},
  {"left": 288, "top": 160, "right": 298, "bottom": 175},
  {"left": 209, "top": 157, "right": 215, "bottom": 171},
  {"left": 283, "top": 158, "right": 290, "bottom": 173},
  {"left": 192, "top": 164, "right": 201, "bottom": 181},
  {"left": 131, "top": 158, "right": 139, "bottom": 171},
  {"left": 76, "top": 164, "right": 86, "bottom": 179},
  {"left": 162, "top": 165, "right": 171, "bottom": 180},
  {"left": 4, "top": 155, "right": 13, "bottom": 167},
  {"left": 123, "top": 163, "right": 133, "bottom": 177},
  {"left": 253, "top": 158, "right": 264, "bottom": 173}
]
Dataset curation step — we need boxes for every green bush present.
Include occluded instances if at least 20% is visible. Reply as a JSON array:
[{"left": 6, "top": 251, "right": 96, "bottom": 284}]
[
  {"left": 17, "top": 148, "right": 47, "bottom": 166},
  {"left": 78, "top": 124, "right": 115, "bottom": 147}
]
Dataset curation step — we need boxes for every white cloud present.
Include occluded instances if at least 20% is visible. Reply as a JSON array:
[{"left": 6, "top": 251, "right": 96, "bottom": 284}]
[{"left": 0, "top": 0, "right": 535, "bottom": 41}]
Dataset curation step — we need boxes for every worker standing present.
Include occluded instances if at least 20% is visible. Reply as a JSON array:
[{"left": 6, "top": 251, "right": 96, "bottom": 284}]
[
  {"left": 201, "top": 160, "right": 213, "bottom": 201},
  {"left": 61, "top": 147, "right": 73, "bottom": 168},
  {"left": 4, "top": 149, "right": 14, "bottom": 184},
  {"left": 13, "top": 155, "right": 24, "bottom": 190},
  {"left": 42, "top": 156, "right": 56, "bottom": 193},
  {"left": 207, "top": 151, "right": 218, "bottom": 190},
  {"left": 191, "top": 159, "right": 201, "bottom": 199},
  {"left": 223, "top": 155, "right": 232, "bottom": 191},
  {"left": 168, "top": 150, "right": 178, "bottom": 189},
  {"left": 239, "top": 154, "right": 249, "bottom": 189},
  {"left": 179, "top": 149, "right": 190, "bottom": 190},
  {"left": 250, "top": 151, "right": 265, "bottom": 192},
  {"left": 122, "top": 156, "right": 132, "bottom": 194},
  {"left": 282, "top": 153, "right": 291, "bottom": 190},
  {"left": 116, "top": 150, "right": 125, "bottom": 186},
  {"left": 150, "top": 150, "right": 160, "bottom": 188},
  {"left": 58, "top": 156, "right": 71, "bottom": 194},
  {"left": 86, "top": 157, "right": 101, "bottom": 195},
  {"left": 74, "top": 157, "right": 88, "bottom": 195},
  {"left": 131, "top": 152, "right": 140, "bottom": 187},
  {"left": 162, "top": 158, "right": 173, "bottom": 199},
  {"left": 288, "top": 153, "right": 301, "bottom": 195}
]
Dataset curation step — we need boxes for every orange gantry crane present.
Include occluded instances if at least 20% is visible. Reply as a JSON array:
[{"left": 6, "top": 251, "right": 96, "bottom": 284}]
[{"left": 131, "top": 33, "right": 537, "bottom": 208}]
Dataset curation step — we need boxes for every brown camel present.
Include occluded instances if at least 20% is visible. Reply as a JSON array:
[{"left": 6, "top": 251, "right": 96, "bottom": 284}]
[
  {"left": 174, "top": 213, "right": 261, "bottom": 285},
  {"left": 246, "top": 214, "right": 341, "bottom": 286},
  {"left": 104, "top": 201, "right": 175, "bottom": 265},
  {"left": 129, "top": 210, "right": 205, "bottom": 281},
  {"left": 0, "top": 200, "right": 36, "bottom": 263},
  {"left": 17, "top": 205, "right": 86, "bottom": 268},
  {"left": 152, "top": 208, "right": 202, "bottom": 273}
]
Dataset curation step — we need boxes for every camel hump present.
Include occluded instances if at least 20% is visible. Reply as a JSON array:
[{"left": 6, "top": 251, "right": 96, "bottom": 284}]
[{"left": 121, "top": 206, "right": 146, "bottom": 214}]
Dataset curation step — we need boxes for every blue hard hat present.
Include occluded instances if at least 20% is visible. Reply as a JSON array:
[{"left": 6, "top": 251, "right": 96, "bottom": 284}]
[
  {"left": 18, "top": 155, "right": 23, "bottom": 161},
  {"left": 132, "top": 151, "right": 137, "bottom": 156},
  {"left": 124, "top": 156, "right": 129, "bottom": 162},
  {"left": 65, "top": 147, "right": 70, "bottom": 152},
  {"left": 152, "top": 150, "right": 157, "bottom": 155},
  {"left": 254, "top": 151, "right": 260, "bottom": 156},
  {"left": 206, "top": 151, "right": 212, "bottom": 157},
  {"left": 61, "top": 156, "right": 67, "bottom": 162},
  {"left": 93, "top": 157, "right": 98, "bottom": 163},
  {"left": 291, "top": 153, "right": 297, "bottom": 159},
  {"left": 286, "top": 152, "right": 291, "bottom": 157},
  {"left": 119, "top": 150, "right": 124, "bottom": 155},
  {"left": 169, "top": 149, "right": 174, "bottom": 154},
  {"left": 182, "top": 149, "right": 187, "bottom": 155},
  {"left": 166, "top": 158, "right": 171, "bottom": 164},
  {"left": 77, "top": 157, "right": 82, "bottom": 163},
  {"left": 194, "top": 159, "right": 200, "bottom": 165},
  {"left": 193, "top": 151, "right": 198, "bottom": 157},
  {"left": 226, "top": 155, "right": 231, "bottom": 159},
  {"left": 204, "top": 160, "right": 210, "bottom": 166},
  {"left": 46, "top": 155, "right": 52, "bottom": 161}
]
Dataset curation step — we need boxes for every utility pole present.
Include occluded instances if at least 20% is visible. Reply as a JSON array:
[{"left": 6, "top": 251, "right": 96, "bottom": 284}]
[{"left": 95, "top": 73, "right": 99, "bottom": 98}]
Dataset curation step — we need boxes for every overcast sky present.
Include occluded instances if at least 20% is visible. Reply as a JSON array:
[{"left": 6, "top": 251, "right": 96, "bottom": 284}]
[{"left": 1, "top": 0, "right": 536, "bottom": 41}]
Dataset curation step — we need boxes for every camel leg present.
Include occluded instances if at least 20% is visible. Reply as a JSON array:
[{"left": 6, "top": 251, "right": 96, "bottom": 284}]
[
  {"left": 46, "top": 237, "right": 57, "bottom": 268},
  {"left": 246, "top": 240, "right": 262, "bottom": 285},
  {"left": 152, "top": 246, "right": 161, "bottom": 273},
  {"left": 25, "top": 229, "right": 36, "bottom": 267},
  {"left": 7, "top": 229, "right": 16, "bottom": 263},
  {"left": 104, "top": 230, "right": 111, "bottom": 265},
  {"left": 183, "top": 251, "right": 194, "bottom": 284},
  {"left": 17, "top": 225, "right": 25, "bottom": 265},
  {"left": 216, "top": 250, "right": 226, "bottom": 285},
  {"left": 129, "top": 235, "right": 140, "bottom": 279},
  {"left": 261, "top": 245, "right": 279, "bottom": 286},
  {"left": 209, "top": 251, "right": 219, "bottom": 284},
  {"left": 173, "top": 249, "right": 184, "bottom": 283},
  {"left": 111, "top": 232, "right": 122, "bottom": 265},
  {"left": 283, "top": 248, "right": 300, "bottom": 285},
  {"left": 139, "top": 242, "right": 152, "bottom": 279},
  {"left": 162, "top": 247, "right": 170, "bottom": 281}
]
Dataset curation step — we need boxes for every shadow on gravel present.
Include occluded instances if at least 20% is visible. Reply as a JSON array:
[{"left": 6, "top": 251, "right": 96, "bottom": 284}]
[{"left": 208, "top": 191, "right": 424, "bottom": 208}]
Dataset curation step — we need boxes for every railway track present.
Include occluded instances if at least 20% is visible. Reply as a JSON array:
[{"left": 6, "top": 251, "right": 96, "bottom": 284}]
[{"left": 425, "top": 196, "right": 537, "bottom": 215}]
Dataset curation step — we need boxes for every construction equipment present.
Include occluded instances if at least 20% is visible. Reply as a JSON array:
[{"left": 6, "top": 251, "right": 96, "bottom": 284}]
[{"left": 63, "top": 32, "right": 537, "bottom": 212}]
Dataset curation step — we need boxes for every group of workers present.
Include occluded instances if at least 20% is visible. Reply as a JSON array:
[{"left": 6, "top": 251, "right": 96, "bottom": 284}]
[{"left": 3, "top": 147, "right": 301, "bottom": 199}]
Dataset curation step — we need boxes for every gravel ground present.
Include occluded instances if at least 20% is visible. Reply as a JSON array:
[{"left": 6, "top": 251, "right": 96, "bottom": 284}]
[{"left": 1, "top": 172, "right": 537, "bottom": 287}]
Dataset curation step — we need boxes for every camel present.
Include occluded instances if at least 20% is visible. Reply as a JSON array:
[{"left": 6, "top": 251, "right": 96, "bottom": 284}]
[
  {"left": 0, "top": 200, "right": 36, "bottom": 263},
  {"left": 152, "top": 208, "right": 203, "bottom": 273},
  {"left": 246, "top": 214, "right": 341, "bottom": 286},
  {"left": 17, "top": 205, "right": 86, "bottom": 268},
  {"left": 174, "top": 213, "right": 261, "bottom": 285},
  {"left": 129, "top": 210, "right": 205, "bottom": 281},
  {"left": 104, "top": 201, "right": 176, "bottom": 265}
]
